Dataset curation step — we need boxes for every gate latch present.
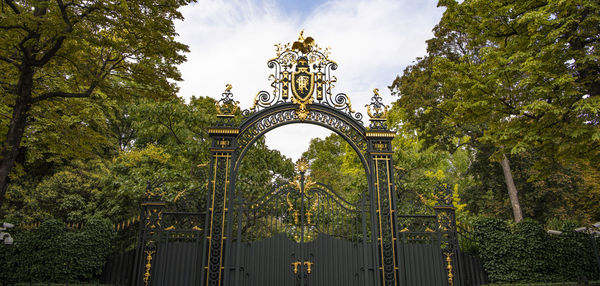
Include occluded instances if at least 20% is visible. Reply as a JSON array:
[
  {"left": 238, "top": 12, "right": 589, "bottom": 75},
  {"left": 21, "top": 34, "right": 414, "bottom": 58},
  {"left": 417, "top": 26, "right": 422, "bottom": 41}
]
[{"left": 291, "top": 261, "right": 314, "bottom": 274}]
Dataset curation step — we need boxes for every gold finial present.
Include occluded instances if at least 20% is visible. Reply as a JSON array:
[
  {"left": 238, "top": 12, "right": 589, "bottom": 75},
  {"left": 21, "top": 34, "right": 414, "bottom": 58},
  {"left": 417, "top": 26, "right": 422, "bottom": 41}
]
[
  {"left": 296, "top": 157, "right": 309, "bottom": 173},
  {"left": 365, "top": 88, "right": 388, "bottom": 120},
  {"left": 216, "top": 84, "right": 239, "bottom": 117}
]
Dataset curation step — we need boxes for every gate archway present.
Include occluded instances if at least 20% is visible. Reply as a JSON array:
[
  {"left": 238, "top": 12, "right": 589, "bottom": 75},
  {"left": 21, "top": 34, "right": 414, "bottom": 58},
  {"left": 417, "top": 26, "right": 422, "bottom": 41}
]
[{"left": 200, "top": 33, "right": 401, "bottom": 286}]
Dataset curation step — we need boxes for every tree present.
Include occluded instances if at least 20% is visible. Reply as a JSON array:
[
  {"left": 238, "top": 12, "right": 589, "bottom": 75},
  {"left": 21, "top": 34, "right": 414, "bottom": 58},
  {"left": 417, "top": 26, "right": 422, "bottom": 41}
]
[
  {"left": 236, "top": 137, "right": 295, "bottom": 204},
  {"left": 391, "top": 0, "right": 600, "bottom": 222},
  {"left": 464, "top": 145, "right": 600, "bottom": 224},
  {"left": 301, "top": 134, "right": 367, "bottom": 202},
  {"left": 389, "top": 125, "right": 471, "bottom": 215},
  {"left": 101, "top": 96, "right": 219, "bottom": 218},
  {"left": 0, "top": 0, "right": 193, "bottom": 208}
]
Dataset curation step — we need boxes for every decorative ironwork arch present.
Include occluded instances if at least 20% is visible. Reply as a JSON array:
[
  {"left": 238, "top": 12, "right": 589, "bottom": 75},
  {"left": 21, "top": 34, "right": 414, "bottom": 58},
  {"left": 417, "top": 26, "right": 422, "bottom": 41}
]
[{"left": 234, "top": 102, "right": 370, "bottom": 174}]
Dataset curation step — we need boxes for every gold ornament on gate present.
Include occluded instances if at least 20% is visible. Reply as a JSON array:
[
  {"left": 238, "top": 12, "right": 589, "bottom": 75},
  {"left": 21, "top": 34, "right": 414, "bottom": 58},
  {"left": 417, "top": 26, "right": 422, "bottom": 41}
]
[
  {"left": 216, "top": 84, "right": 239, "bottom": 118},
  {"left": 296, "top": 157, "right": 309, "bottom": 173}
]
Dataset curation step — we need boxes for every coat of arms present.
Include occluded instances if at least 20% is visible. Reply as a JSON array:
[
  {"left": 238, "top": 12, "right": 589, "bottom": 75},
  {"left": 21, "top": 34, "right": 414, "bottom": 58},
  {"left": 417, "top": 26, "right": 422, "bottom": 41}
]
[
  {"left": 291, "top": 57, "right": 315, "bottom": 104},
  {"left": 291, "top": 57, "right": 314, "bottom": 119}
]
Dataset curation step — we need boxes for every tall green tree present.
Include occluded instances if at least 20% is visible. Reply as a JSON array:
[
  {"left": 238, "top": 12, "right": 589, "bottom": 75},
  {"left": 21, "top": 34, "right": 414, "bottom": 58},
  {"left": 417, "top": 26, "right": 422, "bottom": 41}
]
[
  {"left": 0, "top": 0, "right": 193, "bottom": 208},
  {"left": 391, "top": 0, "right": 599, "bottom": 222}
]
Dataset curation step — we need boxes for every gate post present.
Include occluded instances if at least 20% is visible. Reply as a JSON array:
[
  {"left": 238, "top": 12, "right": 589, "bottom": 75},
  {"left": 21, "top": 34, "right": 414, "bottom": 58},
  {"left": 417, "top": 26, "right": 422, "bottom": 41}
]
[
  {"left": 137, "top": 182, "right": 166, "bottom": 286},
  {"left": 365, "top": 89, "right": 401, "bottom": 286},
  {"left": 434, "top": 184, "right": 459, "bottom": 286},
  {"left": 201, "top": 89, "right": 239, "bottom": 286}
]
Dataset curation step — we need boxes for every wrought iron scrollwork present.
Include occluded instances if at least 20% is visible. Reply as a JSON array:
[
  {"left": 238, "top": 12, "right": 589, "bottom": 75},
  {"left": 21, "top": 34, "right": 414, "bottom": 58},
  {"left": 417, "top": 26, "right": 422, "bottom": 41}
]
[
  {"left": 372, "top": 155, "right": 398, "bottom": 285},
  {"left": 237, "top": 107, "right": 368, "bottom": 164},
  {"left": 241, "top": 31, "right": 364, "bottom": 125},
  {"left": 238, "top": 159, "right": 364, "bottom": 243}
]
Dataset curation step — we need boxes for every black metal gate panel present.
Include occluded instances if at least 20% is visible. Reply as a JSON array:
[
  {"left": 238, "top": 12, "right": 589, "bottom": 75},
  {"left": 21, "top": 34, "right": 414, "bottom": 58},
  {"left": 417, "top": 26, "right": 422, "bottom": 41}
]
[
  {"left": 229, "top": 227, "right": 373, "bottom": 286},
  {"left": 151, "top": 239, "right": 204, "bottom": 285},
  {"left": 230, "top": 233, "right": 373, "bottom": 286},
  {"left": 135, "top": 203, "right": 207, "bottom": 286},
  {"left": 398, "top": 238, "right": 446, "bottom": 285}
]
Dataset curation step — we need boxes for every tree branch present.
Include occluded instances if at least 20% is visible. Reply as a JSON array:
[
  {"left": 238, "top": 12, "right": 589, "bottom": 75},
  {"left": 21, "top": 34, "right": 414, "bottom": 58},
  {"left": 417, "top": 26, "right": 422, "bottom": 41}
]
[
  {"left": 0, "top": 24, "right": 28, "bottom": 31},
  {"left": 71, "top": 3, "right": 101, "bottom": 26},
  {"left": 34, "top": 36, "right": 66, "bottom": 66},
  {"left": 35, "top": 2, "right": 102, "bottom": 67},
  {"left": 0, "top": 55, "right": 18, "bottom": 67},
  {"left": 32, "top": 82, "right": 97, "bottom": 103},
  {"left": 3, "top": 0, "right": 21, "bottom": 14},
  {"left": 56, "top": 0, "right": 74, "bottom": 29}
]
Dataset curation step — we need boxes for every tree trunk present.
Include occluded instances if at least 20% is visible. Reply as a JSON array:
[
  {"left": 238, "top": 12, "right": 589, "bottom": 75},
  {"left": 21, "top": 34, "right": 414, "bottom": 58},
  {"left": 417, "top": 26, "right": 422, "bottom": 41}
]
[
  {"left": 499, "top": 154, "right": 523, "bottom": 222},
  {"left": 0, "top": 67, "right": 34, "bottom": 209}
]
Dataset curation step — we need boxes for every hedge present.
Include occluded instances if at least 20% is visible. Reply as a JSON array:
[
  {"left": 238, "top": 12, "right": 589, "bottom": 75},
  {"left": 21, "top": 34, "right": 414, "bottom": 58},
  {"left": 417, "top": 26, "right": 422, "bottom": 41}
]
[
  {"left": 473, "top": 217, "right": 600, "bottom": 283},
  {"left": 0, "top": 217, "right": 114, "bottom": 284}
]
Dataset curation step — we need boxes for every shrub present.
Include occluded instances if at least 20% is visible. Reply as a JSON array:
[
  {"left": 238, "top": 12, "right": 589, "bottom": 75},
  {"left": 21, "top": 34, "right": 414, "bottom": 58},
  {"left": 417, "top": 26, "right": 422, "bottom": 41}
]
[
  {"left": 0, "top": 217, "right": 114, "bottom": 283},
  {"left": 472, "top": 217, "right": 599, "bottom": 283}
]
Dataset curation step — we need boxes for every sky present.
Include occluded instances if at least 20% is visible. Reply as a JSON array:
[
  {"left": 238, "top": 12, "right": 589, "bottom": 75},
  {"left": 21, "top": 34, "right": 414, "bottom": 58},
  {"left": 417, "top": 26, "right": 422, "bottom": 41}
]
[{"left": 174, "top": 0, "right": 444, "bottom": 161}]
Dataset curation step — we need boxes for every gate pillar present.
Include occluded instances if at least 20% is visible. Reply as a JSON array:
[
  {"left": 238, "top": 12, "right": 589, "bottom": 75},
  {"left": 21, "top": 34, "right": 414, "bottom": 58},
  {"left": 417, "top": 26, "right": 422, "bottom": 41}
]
[
  {"left": 434, "top": 185, "right": 459, "bottom": 286},
  {"left": 138, "top": 182, "right": 166, "bottom": 286},
  {"left": 365, "top": 89, "right": 401, "bottom": 286},
  {"left": 202, "top": 127, "right": 238, "bottom": 286},
  {"left": 202, "top": 89, "right": 239, "bottom": 286}
]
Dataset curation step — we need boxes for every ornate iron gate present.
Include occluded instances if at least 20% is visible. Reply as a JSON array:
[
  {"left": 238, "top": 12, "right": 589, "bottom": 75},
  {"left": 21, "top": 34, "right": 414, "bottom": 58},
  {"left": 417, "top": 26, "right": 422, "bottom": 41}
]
[
  {"left": 226, "top": 159, "right": 374, "bottom": 286},
  {"left": 199, "top": 31, "right": 406, "bottom": 286},
  {"left": 133, "top": 32, "right": 468, "bottom": 286}
]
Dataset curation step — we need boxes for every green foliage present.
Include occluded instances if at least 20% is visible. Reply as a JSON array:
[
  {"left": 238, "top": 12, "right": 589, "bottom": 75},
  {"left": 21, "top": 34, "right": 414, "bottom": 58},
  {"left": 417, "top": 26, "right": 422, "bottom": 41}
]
[
  {"left": 388, "top": 122, "right": 472, "bottom": 214},
  {"left": 237, "top": 137, "right": 295, "bottom": 203},
  {"left": 4, "top": 159, "right": 110, "bottom": 223},
  {"left": 464, "top": 146, "right": 600, "bottom": 224},
  {"left": 484, "top": 282, "right": 600, "bottom": 286},
  {"left": 95, "top": 96, "right": 219, "bottom": 222},
  {"left": 0, "top": 0, "right": 196, "bottom": 209},
  {"left": 391, "top": 0, "right": 600, "bottom": 224},
  {"left": 302, "top": 134, "right": 366, "bottom": 202},
  {"left": 0, "top": 0, "right": 192, "bottom": 100},
  {"left": 472, "top": 217, "right": 599, "bottom": 283},
  {"left": 0, "top": 217, "right": 114, "bottom": 283}
]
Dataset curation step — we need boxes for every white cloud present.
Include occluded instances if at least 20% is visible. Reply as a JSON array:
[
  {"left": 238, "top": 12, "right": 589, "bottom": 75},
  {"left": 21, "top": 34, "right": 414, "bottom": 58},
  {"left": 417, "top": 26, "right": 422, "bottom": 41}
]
[{"left": 174, "top": 0, "right": 443, "bottom": 161}]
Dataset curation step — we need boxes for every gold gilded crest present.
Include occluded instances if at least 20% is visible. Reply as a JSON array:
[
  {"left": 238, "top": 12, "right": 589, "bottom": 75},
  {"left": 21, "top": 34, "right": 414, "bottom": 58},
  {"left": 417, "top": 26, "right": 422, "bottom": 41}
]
[{"left": 291, "top": 57, "right": 315, "bottom": 104}]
